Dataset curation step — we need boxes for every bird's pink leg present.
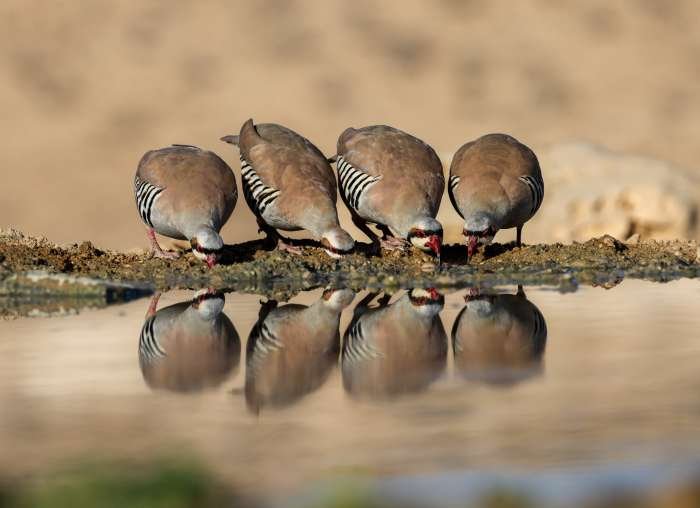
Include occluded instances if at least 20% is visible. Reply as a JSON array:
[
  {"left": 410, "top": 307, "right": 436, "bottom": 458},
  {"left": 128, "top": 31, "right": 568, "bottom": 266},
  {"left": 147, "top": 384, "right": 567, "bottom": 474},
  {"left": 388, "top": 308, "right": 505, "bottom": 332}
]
[
  {"left": 145, "top": 291, "right": 161, "bottom": 318},
  {"left": 147, "top": 228, "right": 180, "bottom": 259}
]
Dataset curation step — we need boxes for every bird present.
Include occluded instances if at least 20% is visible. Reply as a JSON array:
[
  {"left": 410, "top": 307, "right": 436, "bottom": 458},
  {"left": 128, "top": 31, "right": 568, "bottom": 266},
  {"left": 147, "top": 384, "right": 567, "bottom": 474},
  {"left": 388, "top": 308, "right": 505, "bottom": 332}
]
[
  {"left": 448, "top": 133, "right": 544, "bottom": 258},
  {"left": 138, "top": 290, "right": 241, "bottom": 393},
  {"left": 244, "top": 288, "right": 354, "bottom": 412},
  {"left": 220, "top": 119, "right": 354, "bottom": 258},
  {"left": 332, "top": 125, "right": 444, "bottom": 260},
  {"left": 341, "top": 289, "right": 447, "bottom": 399},
  {"left": 451, "top": 286, "right": 547, "bottom": 386},
  {"left": 134, "top": 144, "right": 237, "bottom": 267}
]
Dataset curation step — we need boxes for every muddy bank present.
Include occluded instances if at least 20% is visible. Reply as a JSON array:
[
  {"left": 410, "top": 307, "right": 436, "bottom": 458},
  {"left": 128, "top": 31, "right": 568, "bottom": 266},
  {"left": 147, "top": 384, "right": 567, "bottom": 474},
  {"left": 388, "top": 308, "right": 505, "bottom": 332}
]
[
  {"left": 0, "top": 230, "right": 697, "bottom": 298},
  {"left": 0, "top": 271, "right": 151, "bottom": 319}
]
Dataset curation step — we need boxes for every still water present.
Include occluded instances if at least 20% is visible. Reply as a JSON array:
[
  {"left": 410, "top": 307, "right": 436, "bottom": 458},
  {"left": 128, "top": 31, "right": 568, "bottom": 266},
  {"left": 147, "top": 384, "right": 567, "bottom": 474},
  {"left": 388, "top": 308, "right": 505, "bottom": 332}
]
[{"left": 1, "top": 279, "right": 699, "bottom": 504}]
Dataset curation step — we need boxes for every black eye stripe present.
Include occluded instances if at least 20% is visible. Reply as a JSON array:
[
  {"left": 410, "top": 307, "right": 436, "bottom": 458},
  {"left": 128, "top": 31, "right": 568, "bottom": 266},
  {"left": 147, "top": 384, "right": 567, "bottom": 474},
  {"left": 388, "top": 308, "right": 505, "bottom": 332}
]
[
  {"left": 193, "top": 245, "right": 222, "bottom": 255},
  {"left": 464, "top": 226, "right": 496, "bottom": 237},
  {"left": 408, "top": 229, "right": 443, "bottom": 239}
]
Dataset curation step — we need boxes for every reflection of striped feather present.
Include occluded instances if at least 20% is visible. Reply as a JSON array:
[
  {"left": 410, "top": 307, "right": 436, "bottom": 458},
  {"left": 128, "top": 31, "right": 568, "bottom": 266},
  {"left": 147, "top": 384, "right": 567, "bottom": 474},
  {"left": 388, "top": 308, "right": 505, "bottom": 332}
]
[
  {"left": 531, "top": 304, "right": 547, "bottom": 349},
  {"left": 336, "top": 156, "right": 381, "bottom": 213},
  {"left": 519, "top": 175, "right": 544, "bottom": 215},
  {"left": 342, "top": 320, "right": 382, "bottom": 365},
  {"left": 240, "top": 156, "right": 281, "bottom": 216},
  {"left": 246, "top": 321, "right": 285, "bottom": 380},
  {"left": 138, "top": 316, "right": 166, "bottom": 363},
  {"left": 134, "top": 176, "right": 163, "bottom": 228}
]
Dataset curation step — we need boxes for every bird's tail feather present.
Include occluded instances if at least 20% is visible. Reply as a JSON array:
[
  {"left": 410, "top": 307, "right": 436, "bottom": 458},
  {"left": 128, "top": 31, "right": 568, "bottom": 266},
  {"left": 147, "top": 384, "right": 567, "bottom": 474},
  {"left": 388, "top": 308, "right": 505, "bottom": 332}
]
[
  {"left": 240, "top": 118, "right": 264, "bottom": 150},
  {"left": 220, "top": 135, "right": 239, "bottom": 146}
]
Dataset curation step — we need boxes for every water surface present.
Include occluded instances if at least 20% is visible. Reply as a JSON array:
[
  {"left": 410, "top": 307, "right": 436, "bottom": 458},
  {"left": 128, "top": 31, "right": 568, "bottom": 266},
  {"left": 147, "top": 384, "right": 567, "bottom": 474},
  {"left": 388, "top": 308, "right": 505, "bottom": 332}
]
[{"left": 1, "top": 279, "right": 699, "bottom": 504}]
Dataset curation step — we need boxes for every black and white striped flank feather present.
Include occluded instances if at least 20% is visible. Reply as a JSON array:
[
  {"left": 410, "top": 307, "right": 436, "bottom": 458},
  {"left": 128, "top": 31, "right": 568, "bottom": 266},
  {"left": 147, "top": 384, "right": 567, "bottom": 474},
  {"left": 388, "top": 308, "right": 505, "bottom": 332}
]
[
  {"left": 138, "top": 316, "right": 166, "bottom": 364},
  {"left": 519, "top": 175, "right": 544, "bottom": 215},
  {"left": 336, "top": 156, "right": 381, "bottom": 213},
  {"left": 240, "top": 156, "right": 281, "bottom": 216},
  {"left": 134, "top": 175, "right": 164, "bottom": 228},
  {"left": 447, "top": 174, "right": 463, "bottom": 220}
]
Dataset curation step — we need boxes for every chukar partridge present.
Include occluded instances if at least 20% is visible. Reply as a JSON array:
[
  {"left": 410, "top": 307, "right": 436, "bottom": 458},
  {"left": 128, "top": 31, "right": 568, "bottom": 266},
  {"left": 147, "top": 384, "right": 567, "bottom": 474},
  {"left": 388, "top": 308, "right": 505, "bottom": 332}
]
[
  {"left": 452, "top": 287, "right": 547, "bottom": 386},
  {"left": 448, "top": 133, "right": 544, "bottom": 258},
  {"left": 221, "top": 119, "right": 354, "bottom": 258},
  {"left": 245, "top": 289, "right": 354, "bottom": 412},
  {"left": 341, "top": 289, "right": 447, "bottom": 399},
  {"left": 333, "top": 125, "right": 444, "bottom": 259},
  {"left": 134, "top": 144, "right": 237, "bottom": 267},
  {"left": 138, "top": 290, "right": 241, "bottom": 393}
]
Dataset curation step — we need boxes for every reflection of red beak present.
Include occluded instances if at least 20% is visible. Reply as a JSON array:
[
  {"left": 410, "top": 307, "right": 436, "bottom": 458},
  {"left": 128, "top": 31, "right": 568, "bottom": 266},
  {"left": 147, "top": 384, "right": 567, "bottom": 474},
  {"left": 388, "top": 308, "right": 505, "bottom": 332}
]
[
  {"left": 205, "top": 255, "right": 217, "bottom": 269},
  {"left": 467, "top": 235, "right": 478, "bottom": 259},
  {"left": 426, "top": 234, "right": 442, "bottom": 262}
]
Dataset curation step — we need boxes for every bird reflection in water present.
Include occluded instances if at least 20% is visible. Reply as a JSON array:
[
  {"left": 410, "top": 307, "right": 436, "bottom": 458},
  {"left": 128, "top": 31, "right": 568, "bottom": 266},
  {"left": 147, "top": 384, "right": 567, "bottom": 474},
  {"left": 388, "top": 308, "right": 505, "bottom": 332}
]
[
  {"left": 452, "top": 286, "right": 547, "bottom": 386},
  {"left": 138, "top": 290, "right": 241, "bottom": 392},
  {"left": 341, "top": 289, "right": 447, "bottom": 400},
  {"left": 244, "top": 288, "right": 355, "bottom": 413}
]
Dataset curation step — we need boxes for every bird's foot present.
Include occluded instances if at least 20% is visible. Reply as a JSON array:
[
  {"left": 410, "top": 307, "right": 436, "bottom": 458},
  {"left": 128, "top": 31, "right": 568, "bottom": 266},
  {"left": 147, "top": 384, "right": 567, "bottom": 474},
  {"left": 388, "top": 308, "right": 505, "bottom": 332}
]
[
  {"left": 150, "top": 248, "right": 181, "bottom": 260},
  {"left": 380, "top": 236, "right": 409, "bottom": 252},
  {"left": 277, "top": 238, "right": 303, "bottom": 255},
  {"left": 464, "top": 287, "right": 481, "bottom": 301},
  {"left": 147, "top": 228, "right": 181, "bottom": 260}
]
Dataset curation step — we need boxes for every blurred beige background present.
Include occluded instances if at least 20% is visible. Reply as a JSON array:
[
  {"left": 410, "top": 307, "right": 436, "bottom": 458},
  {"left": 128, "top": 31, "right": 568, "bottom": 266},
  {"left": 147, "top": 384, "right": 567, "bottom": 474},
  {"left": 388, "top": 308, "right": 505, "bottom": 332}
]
[{"left": 1, "top": 0, "right": 700, "bottom": 250}]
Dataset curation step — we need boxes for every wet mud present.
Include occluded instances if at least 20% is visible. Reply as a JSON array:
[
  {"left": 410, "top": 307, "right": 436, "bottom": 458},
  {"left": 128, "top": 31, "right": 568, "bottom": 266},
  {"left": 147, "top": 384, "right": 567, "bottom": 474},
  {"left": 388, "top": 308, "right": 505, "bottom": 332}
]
[{"left": 1, "top": 230, "right": 697, "bottom": 303}]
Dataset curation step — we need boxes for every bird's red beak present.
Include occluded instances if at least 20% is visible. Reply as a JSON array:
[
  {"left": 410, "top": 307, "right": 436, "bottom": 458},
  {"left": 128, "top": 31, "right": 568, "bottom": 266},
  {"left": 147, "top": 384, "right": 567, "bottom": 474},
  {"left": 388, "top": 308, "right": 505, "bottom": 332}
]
[
  {"left": 427, "top": 287, "right": 441, "bottom": 300},
  {"left": 205, "top": 254, "right": 217, "bottom": 269},
  {"left": 426, "top": 234, "right": 442, "bottom": 262}
]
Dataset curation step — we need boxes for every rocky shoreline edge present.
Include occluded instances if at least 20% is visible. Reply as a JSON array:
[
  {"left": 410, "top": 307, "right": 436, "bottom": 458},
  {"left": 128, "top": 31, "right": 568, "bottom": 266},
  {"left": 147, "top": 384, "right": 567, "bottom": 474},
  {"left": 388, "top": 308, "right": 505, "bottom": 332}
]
[{"left": 0, "top": 230, "right": 697, "bottom": 306}]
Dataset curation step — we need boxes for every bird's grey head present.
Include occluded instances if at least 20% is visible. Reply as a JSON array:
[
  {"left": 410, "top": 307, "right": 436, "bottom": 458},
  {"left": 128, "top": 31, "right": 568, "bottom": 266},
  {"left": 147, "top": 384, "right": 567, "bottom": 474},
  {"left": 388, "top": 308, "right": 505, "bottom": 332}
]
[
  {"left": 463, "top": 213, "right": 498, "bottom": 257},
  {"left": 408, "top": 288, "right": 444, "bottom": 318},
  {"left": 321, "top": 227, "right": 355, "bottom": 259},
  {"left": 191, "top": 289, "right": 225, "bottom": 320},
  {"left": 190, "top": 227, "right": 224, "bottom": 268},
  {"left": 408, "top": 217, "right": 443, "bottom": 258},
  {"left": 321, "top": 288, "right": 355, "bottom": 311}
]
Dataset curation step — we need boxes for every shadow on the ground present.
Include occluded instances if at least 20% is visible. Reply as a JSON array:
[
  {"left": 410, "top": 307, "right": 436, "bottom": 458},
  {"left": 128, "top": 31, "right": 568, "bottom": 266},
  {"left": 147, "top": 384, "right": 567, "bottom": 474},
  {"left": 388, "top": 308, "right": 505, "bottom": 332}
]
[{"left": 220, "top": 238, "right": 524, "bottom": 267}]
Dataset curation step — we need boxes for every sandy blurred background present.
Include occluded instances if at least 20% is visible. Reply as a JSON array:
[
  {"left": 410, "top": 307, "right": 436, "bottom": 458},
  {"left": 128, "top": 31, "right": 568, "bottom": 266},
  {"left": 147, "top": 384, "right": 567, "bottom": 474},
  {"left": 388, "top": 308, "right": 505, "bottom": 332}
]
[{"left": 1, "top": 0, "right": 700, "bottom": 250}]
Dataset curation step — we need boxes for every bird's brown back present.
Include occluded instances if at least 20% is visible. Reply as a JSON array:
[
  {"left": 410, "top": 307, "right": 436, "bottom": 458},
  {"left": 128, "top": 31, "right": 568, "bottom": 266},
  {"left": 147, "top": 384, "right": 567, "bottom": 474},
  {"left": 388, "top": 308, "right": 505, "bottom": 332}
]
[
  {"left": 137, "top": 146, "right": 237, "bottom": 227},
  {"left": 238, "top": 120, "right": 339, "bottom": 228},
  {"left": 450, "top": 134, "right": 540, "bottom": 181},
  {"left": 449, "top": 134, "right": 542, "bottom": 226},
  {"left": 338, "top": 125, "right": 444, "bottom": 225}
]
